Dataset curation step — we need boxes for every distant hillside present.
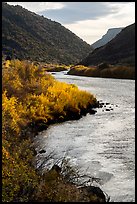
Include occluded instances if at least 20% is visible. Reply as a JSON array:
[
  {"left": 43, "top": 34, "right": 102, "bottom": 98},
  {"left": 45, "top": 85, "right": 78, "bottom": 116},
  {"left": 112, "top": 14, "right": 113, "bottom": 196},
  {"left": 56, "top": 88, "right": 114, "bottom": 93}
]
[
  {"left": 2, "top": 3, "right": 92, "bottom": 65},
  {"left": 91, "top": 27, "right": 123, "bottom": 49},
  {"left": 79, "top": 23, "right": 135, "bottom": 66}
]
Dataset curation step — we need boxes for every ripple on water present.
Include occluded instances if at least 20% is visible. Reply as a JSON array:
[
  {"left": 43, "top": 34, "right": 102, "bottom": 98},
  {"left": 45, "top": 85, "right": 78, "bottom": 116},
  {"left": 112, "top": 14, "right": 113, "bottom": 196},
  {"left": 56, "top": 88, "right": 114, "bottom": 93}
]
[{"left": 34, "top": 75, "right": 135, "bottom": 202}]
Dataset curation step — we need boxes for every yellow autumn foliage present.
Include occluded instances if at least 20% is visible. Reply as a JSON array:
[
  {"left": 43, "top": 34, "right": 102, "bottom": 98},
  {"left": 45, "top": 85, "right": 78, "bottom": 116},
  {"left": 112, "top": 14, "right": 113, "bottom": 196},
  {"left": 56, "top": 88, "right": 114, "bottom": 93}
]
[{"left": 2, "top": 59, "right": 97, "bottom": 202}]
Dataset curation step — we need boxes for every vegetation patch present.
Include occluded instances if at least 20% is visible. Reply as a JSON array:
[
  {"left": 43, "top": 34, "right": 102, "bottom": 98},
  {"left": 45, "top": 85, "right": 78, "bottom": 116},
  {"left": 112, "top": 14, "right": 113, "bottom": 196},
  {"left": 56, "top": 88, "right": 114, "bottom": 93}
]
[
  {"left": 34, "top": 62, "right": 71, "bottom": 72},
  {"left": 68, "top": 64, "right": 135, "bottom": 79},
  {"left": 2, "top": 59, "right": 106, "bottom": 202}
]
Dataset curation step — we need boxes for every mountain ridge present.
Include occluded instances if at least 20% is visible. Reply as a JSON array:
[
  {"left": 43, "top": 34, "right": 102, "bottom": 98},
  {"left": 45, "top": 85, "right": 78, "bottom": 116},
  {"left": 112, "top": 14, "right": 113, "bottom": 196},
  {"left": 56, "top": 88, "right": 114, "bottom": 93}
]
[
  {"left": 2, "top": 2, "right": 92, "bottom": 65},
  {"left": 79, "top": 23, "right": 135, "bottom": 66},
  {"left": 91, "top": 27, "right": 123, "bottom": 49}
]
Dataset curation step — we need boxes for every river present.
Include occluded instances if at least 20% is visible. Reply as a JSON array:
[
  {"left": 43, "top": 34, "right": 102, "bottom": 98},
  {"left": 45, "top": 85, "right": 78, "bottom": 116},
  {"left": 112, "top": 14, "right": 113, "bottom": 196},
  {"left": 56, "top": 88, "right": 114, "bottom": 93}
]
[{"left": 34, "top": 72, "right": 135, "bottom": 202}]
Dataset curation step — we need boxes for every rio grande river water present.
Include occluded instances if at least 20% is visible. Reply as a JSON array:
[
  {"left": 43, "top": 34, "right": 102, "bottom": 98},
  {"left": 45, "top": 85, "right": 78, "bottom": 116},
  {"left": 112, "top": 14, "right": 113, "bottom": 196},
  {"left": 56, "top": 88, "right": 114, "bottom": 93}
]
[{"left": 34, "top": 72, "right": 135, "bottom": 202}]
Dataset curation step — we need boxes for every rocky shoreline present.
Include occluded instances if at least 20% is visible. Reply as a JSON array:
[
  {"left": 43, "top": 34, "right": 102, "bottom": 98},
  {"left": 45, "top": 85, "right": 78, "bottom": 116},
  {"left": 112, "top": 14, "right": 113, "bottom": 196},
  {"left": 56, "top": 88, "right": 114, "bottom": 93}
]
[{"left": 26, "top": 101, "right": 99, "bottom": 137}]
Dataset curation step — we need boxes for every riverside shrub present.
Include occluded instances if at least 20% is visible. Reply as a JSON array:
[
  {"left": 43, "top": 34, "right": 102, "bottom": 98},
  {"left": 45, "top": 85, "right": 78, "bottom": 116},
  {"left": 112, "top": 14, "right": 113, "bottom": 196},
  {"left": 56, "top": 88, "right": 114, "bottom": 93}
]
[
  {"left": 68, "top": 64, "right": 135, "bottom": 79},
  {"left": 2, "top": 59, "right": 97, "bottom": 202}
]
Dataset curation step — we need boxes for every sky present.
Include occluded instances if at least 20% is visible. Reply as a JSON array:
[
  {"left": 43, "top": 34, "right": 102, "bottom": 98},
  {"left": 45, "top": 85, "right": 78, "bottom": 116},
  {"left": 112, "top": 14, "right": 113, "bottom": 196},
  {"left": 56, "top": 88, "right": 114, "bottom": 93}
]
[{"left": 7, "top": 2, "right": 135, "bottom": 45}]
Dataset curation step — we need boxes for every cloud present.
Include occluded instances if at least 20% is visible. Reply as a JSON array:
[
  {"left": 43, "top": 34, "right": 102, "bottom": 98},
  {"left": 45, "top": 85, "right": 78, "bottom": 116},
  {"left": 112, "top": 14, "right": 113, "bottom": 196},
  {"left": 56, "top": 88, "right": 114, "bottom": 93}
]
[
  {"left": 7, "top": 2, "right": 65, "bottom": 13},
  {"left": 38, "top": 2, "right": 120, "bottom": 24},
  {"left": 6, "top": 2, "right": 135, "bottom": 44},
  {"left": 64, "top": 2, "right": 135, "bottom": 44},
  {"left": 37, "top": 1, "right": 135, "bottom": 43}
]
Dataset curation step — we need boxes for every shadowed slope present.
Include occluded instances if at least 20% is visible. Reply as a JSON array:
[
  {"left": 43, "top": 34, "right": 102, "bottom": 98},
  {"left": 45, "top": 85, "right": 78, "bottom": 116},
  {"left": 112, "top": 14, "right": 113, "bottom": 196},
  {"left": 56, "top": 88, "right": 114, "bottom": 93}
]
[{"left": 2, "top": 2, "right": 92, "bottom": 65}]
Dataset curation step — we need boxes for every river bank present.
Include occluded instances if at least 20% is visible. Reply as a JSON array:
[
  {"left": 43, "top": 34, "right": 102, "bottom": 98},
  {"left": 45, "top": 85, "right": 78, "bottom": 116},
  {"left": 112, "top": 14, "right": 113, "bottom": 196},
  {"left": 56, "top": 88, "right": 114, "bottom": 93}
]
[
  {"left": 39, "top": 72, "right": 134, "bottom": 202},
  {"left": 24, "top": 109, "right": 109, "bottom": 202},
  {"left": 67, "top": 64, "right": 135, "bottom": 80},
  {"left": 2, "top": 60, "right": 109, "bottom": 202}
]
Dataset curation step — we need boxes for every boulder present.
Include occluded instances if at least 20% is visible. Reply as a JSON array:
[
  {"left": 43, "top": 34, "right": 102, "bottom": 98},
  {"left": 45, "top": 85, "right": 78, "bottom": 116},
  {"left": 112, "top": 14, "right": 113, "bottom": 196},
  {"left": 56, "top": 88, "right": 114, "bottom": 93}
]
[
  {"left": 89, "top": 109, "right": 97, "bottom": 114},
  {"left": 80, "top": 186, "right": 107, "bottom": 202},
  {"left": 39, "top": 149, "right": 46, "bottom": 154}
]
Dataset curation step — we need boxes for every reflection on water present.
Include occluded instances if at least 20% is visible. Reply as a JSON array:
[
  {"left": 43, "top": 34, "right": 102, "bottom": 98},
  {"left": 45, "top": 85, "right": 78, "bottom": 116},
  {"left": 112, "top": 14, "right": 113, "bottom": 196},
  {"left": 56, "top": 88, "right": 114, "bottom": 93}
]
[{"left": 34, "top": 72, "right": 135, "bottom": 202}]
